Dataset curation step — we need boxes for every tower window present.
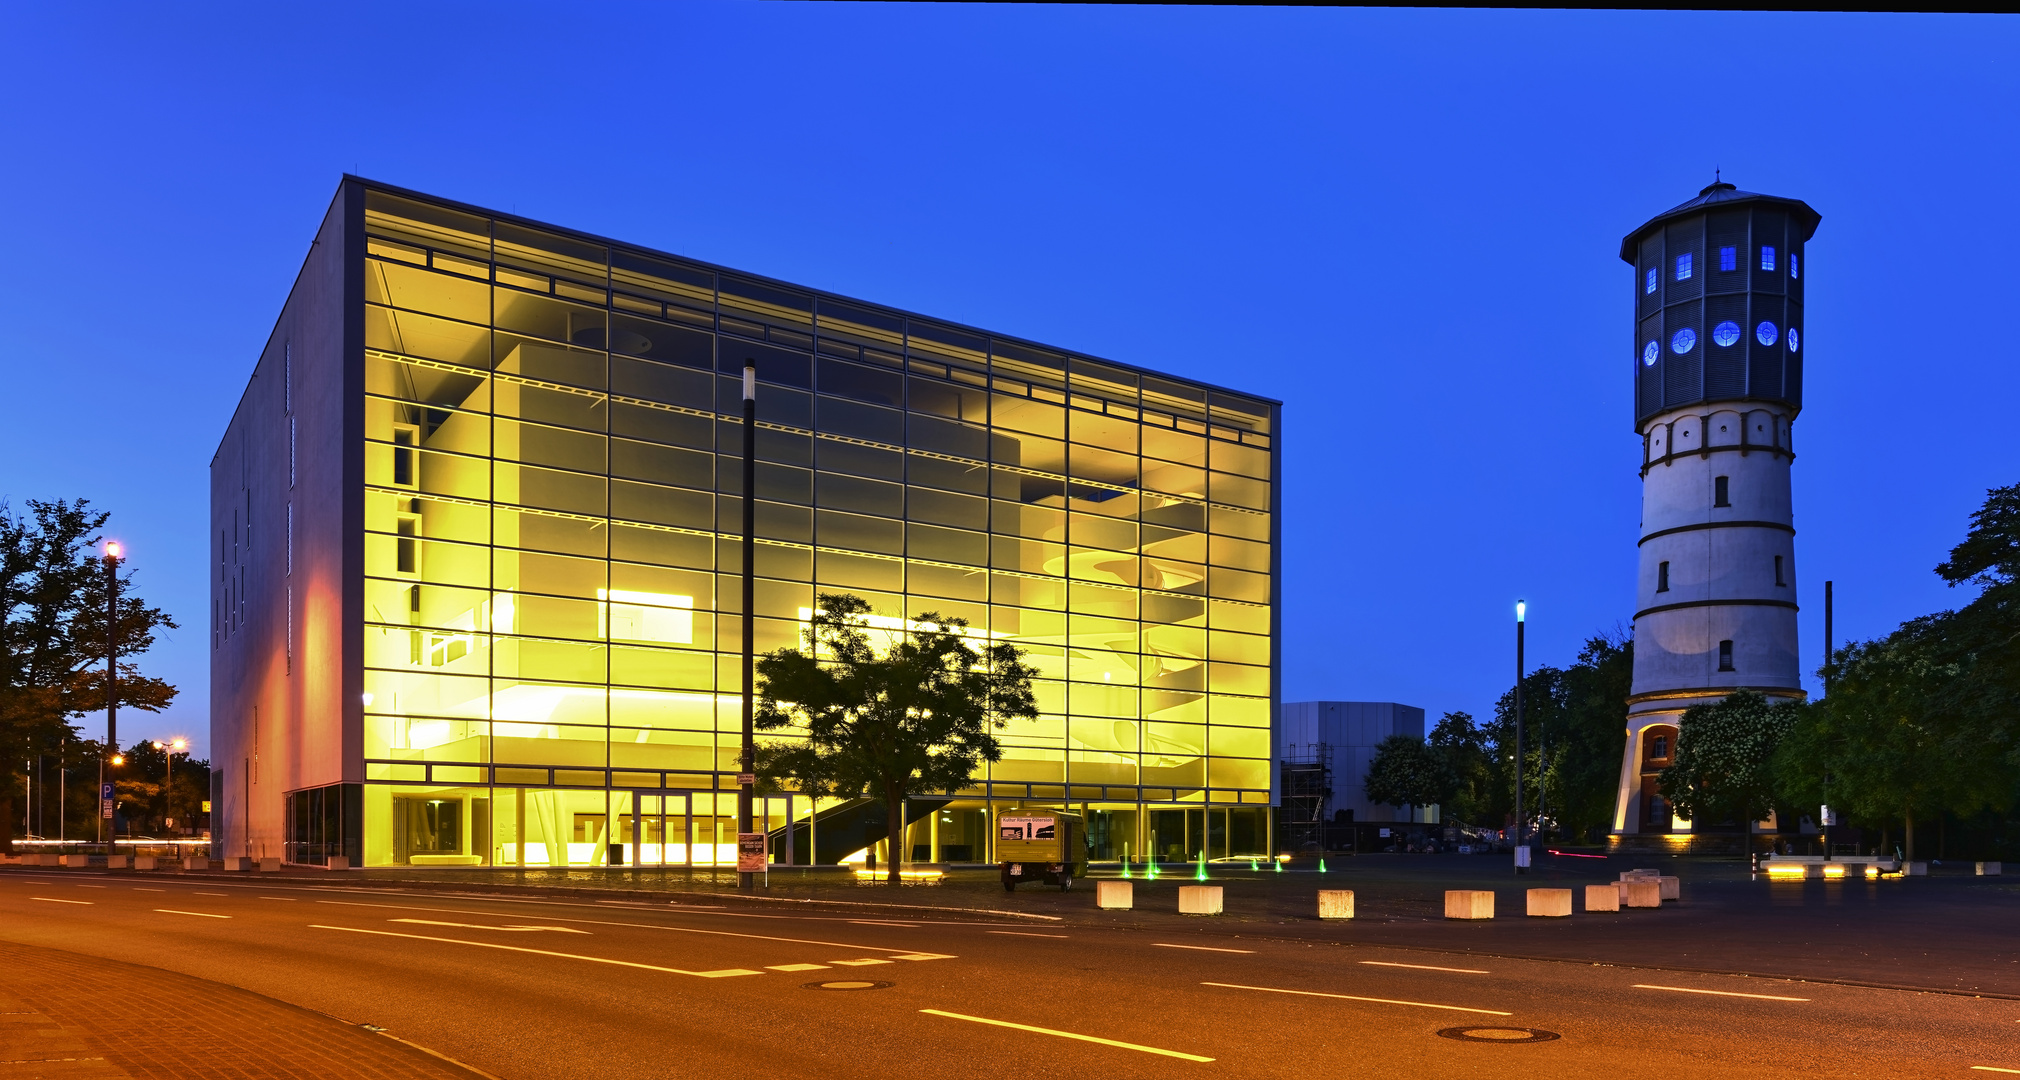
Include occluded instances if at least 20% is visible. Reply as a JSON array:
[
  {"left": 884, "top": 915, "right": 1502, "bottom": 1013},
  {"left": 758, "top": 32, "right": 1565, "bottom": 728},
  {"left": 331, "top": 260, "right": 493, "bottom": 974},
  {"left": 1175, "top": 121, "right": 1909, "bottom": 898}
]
[
  {"left": 1714, "top": 476, "right": 1730, "bottom": 507},
  {"left": 1646, "top": 267, "right": 1657, "bottom": 294},
  {"left": 1718, "top": 639, "right": 1735, "bottom": 671},
  {"left": 1774, "top": 555, "right": 1784, "bottom": 586},
  {"left": 1791, "top": 253, "right": 1799, "bottom": 279},
  {"left": 1675, "top": 252, "right": 1693, "bottom": 281},
  {"left": 1657, "top": 561, "right": 1670, "bottom": 592},
  {"left": 1719, "top": 246, "right": 1737, "bottom": 271},
  {"left": 1760, "top": 245, "right": 1777, "bottom": 271}
]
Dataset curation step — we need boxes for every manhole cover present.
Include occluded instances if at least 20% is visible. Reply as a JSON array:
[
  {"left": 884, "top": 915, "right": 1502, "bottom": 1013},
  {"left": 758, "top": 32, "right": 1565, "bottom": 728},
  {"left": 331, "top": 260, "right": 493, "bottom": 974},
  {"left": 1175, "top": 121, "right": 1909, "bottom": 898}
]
[
  {"left": 1437, "top": 1026, "right": 1560, "bottom": 1043},
  {"left": 803, "top": 980, "right": 893, "bottom": 991}
]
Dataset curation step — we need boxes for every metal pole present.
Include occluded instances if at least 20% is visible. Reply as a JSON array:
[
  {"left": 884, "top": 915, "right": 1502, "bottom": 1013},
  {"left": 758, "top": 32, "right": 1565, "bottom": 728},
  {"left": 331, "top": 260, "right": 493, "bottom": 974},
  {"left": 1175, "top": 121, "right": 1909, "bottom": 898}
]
[
  {"left": 739, "top": 361, "right": 757, "bottom": 891},
  {"left": 1824, "top": 580, "right": 1834, "bottom": 696},
  {"left": 1514, "top": 601, "right": 1526, "bottom": 875},
  {"left": 105, "top": 546, "right": 120, "bottom": 842}
]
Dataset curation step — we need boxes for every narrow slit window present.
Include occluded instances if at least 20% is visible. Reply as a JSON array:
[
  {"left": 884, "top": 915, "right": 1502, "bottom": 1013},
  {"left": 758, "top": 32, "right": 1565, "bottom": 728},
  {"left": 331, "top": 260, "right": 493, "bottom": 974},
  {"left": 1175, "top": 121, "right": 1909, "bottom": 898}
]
[
  {"left": 1791, "top": 253, "right": 1799, "bottom": 279},
  {"left": 1657, "top": 561, "right": 1670, "bottom": 593},
  {"left": 392, "top": 425, "right": 418, "bottom": 488},
  {"left": 1718, "top": 639, "right": 1735, "bottom": 671},
  {"left": 1674, "top": 252, "right": 1693, "bottom": 281},
  {"left": 1645, "top": 267, "right": 1658, "bottom": 294},
  {"left": 396, "top": 516, "right": 419, "bottom": 575},
  {"left": 1774, "top": 555, "right": 1784, "bottom": 586},
  {"left": 1714, "top": 476, "right": 1730, "bottom": 507},
  {"left": 1760, "top": 245, "right": 1777, "bottom": 271},
  {"left": 1719, "top": 246, "right": 1737, "bottom": 272}
]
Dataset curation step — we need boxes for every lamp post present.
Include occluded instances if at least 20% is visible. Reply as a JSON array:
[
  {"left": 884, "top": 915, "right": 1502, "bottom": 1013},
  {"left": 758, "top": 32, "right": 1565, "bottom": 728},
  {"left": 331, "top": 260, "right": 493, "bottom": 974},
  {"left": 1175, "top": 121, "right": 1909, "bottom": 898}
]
[
  {"left": 153, "top": 739, "right": 187, "bottom": 836},
  {"left": 102, "top": 540, "right": 122, "bottom": 847},
  {"left": 1514, "top": 600, "right": 1528, "bottom": 875},
  {"left": 738, "top": 361, "right": 758, "bottom": 891}
]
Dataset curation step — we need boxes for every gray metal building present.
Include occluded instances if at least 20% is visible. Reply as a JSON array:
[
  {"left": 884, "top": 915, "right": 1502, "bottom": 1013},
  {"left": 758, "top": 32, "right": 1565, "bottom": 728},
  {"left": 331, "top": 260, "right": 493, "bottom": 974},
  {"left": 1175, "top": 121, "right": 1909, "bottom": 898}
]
[{"left": 1278, "top": 701, "right": 1430, "bottom": 826}]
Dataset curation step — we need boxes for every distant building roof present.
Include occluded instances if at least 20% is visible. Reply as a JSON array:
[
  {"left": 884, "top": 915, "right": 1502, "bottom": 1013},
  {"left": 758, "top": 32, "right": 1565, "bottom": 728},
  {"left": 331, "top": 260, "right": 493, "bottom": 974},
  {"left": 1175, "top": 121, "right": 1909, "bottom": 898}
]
[{"left": 1619, "top": 181, "right": 1822, "bottom": 263}]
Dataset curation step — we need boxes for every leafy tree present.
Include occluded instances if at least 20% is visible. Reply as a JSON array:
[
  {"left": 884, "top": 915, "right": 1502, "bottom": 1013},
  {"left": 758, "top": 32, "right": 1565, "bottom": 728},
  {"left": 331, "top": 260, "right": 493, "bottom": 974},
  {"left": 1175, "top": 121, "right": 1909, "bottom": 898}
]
[
  {"left": 1660, "top": 689, "right": 1800, "bottom": 829},
  {"left": 753, "top": 593, "right": 1038, "bottom": 883},
  {"left": 1363, "top": 733, "right": 1459, "bottom": 816},
  {"left": 1484, "top": 632, "right": 1632, "bottom": 844},
  {"left": 1428, "top": 710, "right": 1497, "bottom": 825},
  {"left": 0, "top": 500, "right": 177, "bottom": 853}
]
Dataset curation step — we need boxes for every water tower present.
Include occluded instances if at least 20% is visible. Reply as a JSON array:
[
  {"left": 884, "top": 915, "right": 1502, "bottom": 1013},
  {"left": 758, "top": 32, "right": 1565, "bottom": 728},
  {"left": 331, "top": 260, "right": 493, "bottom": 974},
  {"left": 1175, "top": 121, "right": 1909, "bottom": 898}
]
[{"left": 1611, "top": 181, "right": 1819, "bottom": 851}]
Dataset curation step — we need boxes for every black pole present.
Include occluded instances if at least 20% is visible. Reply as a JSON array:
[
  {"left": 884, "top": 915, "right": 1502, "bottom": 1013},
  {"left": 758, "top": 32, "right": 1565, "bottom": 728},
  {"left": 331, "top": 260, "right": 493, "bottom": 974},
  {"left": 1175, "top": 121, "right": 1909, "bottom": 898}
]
[
  {"left": 1514, "top": 603, "right": 1526, "bottom": 874},
  {"left": 1823, "top": 580, "right": 1834, "bottom": 696},
  {"left": 105, "top": 547, "right": 120, "bottom": 843},
  {"left": 739, "top": 362, "right": 757, "bottom": 891}
]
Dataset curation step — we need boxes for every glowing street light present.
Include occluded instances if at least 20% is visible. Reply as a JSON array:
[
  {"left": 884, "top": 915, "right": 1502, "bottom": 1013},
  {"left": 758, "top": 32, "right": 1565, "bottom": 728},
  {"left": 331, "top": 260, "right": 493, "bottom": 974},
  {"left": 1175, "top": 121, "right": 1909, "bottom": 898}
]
[
  {"left": 1513, "top": 599, "right": 1528, "bottom": 875},
  {"left": 102, "top": 540, "right": 123, "bottom": 845},
  {"left": 153, "top": 739, "right": 188, "bottom": 833}
]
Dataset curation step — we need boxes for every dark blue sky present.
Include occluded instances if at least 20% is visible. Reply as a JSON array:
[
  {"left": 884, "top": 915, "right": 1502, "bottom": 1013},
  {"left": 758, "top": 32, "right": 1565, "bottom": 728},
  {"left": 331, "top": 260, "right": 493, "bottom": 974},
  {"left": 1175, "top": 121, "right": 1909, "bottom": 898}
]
[{"left": 3, "top": 6, "right": 2015, "bottom": 759}]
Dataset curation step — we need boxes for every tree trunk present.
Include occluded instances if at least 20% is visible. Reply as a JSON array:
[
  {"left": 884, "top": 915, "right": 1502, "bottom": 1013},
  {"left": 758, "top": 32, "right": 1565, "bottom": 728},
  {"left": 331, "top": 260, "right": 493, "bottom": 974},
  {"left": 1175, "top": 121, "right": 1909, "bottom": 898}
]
[
  {"left": 1904, "top": 807, "right": 1915, "bottom": 865},
  {"left": 0, "top": 792, "right": 13, "bottom": 855},
  {"left": 886, "top": 790, "right": 904, "bottom": 886}
]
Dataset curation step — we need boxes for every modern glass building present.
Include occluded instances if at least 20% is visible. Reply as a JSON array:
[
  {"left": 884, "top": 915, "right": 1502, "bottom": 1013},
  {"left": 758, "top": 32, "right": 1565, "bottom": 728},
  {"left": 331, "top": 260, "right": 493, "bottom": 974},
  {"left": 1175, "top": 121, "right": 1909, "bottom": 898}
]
[{"left": 211, "top": 178, "right": 1278, "bottom": 870}]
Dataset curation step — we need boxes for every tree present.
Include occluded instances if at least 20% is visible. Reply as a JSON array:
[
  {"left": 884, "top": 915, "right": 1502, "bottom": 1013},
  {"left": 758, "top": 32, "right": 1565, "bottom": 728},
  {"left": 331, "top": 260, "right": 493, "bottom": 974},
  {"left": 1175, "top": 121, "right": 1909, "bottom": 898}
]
[
  {"left": 753, "top": 593, "right": 1038, "bottom": 883},
  {"left": 1484, "top": 632, "right": 1633, "bottom": 844},
  {"left": 1659, "top": 689, "right": 1800, "bottom": 830},
  {"left": 1363, "top": 734, "right": 1459, "bottom": 817},
  {"left": 0, "top": 499, "right": 178, "bottom": 853},
  {"left": 1429, "top": 710, "right": 1497, "bottom": 825}
]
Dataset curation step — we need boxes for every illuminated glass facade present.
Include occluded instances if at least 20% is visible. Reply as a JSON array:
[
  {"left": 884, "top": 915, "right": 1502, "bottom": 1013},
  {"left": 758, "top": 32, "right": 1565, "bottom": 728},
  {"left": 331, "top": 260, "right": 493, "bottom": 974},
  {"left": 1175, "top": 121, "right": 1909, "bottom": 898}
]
[{"left": 212, "top": 179, "right": 1278, "bottom": 869}]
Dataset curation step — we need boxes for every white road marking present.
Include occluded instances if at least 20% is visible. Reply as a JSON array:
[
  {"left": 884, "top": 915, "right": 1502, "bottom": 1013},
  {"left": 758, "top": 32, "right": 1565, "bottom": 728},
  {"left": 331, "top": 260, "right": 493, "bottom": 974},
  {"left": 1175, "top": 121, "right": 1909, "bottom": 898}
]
[
  {"left": 156, "top": 909, "right": 231, "bottom": 919},
  {"left": 314, "top": 899, "right": 910, "bottom": 952},
  {"left": 890, "top": 953, "right": 956, "bottom": 961},
  {"left": 73, "top": 885, "right": 106, "bottom": 889},
  {"left": 31, "top": 897, "right": 92, "bottom": 905},
  {"left": 1203, "top": 982, "right": 1512, "bottom": 1015},
  {"left": 311, "top": 925, "right": 761, "bottom": 977},
  {"left": 134, "top": 888, "right": 164, "bottom": 892},
  {"left": 261, "top": 897, "right": 298, "bottom": 901},
  {"left": 831, "top": 958, "right": 894, "bottom": 966},
  {"left": 1632, "top": 984, "right": 1809, "bottom": 1002},
  {"left": 1361, "top": 961, "right": 1490, "bottom": 974},
  {"left": 921, "top": 1009, "right": 1214, "bottom": 1062},
  {"left": 194, "top": 892, "right": 229, "bottom": 896},
  {"left": 989, "top": 931, "right": 1068, "bottom": 939},
  {"left": 850, "top": 921, "right": 920, "bottom": 927},
  {"left": 1154, "top": 943, "right": 1255, "bottom": 954},
  {"left": 1971, "top": 1068, "right": 2020, "bottom": 1074},
  {"left": 393, "top": 918, "right": 590, "bottom": 934},
  {"left": 768, "top": 964, "right": 829, "bottom": 972}
]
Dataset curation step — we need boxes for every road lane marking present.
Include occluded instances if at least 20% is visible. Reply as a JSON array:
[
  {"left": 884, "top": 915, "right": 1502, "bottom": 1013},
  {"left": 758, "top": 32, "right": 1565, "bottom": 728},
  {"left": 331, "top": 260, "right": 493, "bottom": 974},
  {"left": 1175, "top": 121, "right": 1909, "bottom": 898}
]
[
  {"left": 261, "top": 897, "right": 298, "bottom": 901},
  {"left": 73, "top": 885, "right": 106, "bottom": 889},
  {"left": 768, "top": 964, "right": 829, "bottom": 972},
  {"left": 890, "top": 953, "right": 956, "bottom": 961},
  {"left": 311, "top": 925, "right": 761, "bottom": 977},
  {"left": 1203, "top": 982, "right": 1512, "bottom": 1015},
  {"left": 1155, "top": 943, "right": 1255, "bottom": 954},
  {"left": 920, "top": 1009, "right": 1214, "bottom": 1062},
  {"left": 312, "top": 899, "right": 913, "bottom": 953},
  {"left": 1361, "top": 961, "right": 1490, "bottom": 974},
  {"left": 392, "top": 918, "right": 589, "bottom": 934},
  {"left": 194, "top": 892, "right": 229, "bottom": 896},
  {"left": 1632, "top": 984, "right": 1809, "bottom": 1002},
  {"left": 831, "top": 958, "right": 894, "bottom": 966},
  {"left": 1971, "top": 1068, "right": 2020, "bottom": 1074},
  {"left": 850, "top": 921, "right": 920, "bottom": 927},
  {"left": 989, "top": 931, "right": 1068, "bottom": 939},
  {"left": 134, "top": 888, "right": 164, "bottom": 892},
  {"left": 31, "top": 897, "right": 92, "bottom": 905},
  {"left": 156, "top": 909, "right": 231, "bottom": 919}
]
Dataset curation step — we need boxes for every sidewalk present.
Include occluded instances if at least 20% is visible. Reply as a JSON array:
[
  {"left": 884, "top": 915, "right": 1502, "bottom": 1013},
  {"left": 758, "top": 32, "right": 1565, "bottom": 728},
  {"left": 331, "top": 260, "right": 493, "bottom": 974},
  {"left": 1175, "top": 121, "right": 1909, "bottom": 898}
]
[{"left": 0, "top": 941, "right": 487, "bottom": 1080}]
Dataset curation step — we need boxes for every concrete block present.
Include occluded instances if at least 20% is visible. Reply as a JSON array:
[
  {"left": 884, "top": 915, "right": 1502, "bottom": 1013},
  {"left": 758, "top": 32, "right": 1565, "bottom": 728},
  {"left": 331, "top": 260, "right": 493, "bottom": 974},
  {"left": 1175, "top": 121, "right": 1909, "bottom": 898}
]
[
  {"left": 1584, "top": 884, "right": 1620, "bottom": 912},
  {"left": 60, "top": 854, "right": 91, "bottom": 868},
  {"left": 19, "top": 854, "right": 47, "bottom": 866},
  {"left": 1318, "top": 889, "right": 1355, "bottom": 920},
  {"left": 1977, "top": 862, "right": 2002, "bottom": 876},
  {"left": 1622, "top": 881, "right": 1661, "bottom": 908},
  {"left": 258, "top": 857, "right": 282, "bottom": 872},
  {"left": 326, "top": 856, "right": 351, "bottom": 870},
  {"left": 1526, "top": 888, "right": 1572, "bottom": 917},
  {"left": 1097, "top": 880, "right": 1133, "bottom": 910},
  {"left": 106, "top": 855, "right": 130, "bottom": 869},
  {"left": 1658, "top": 876, "right": 1680, "bottom": 901},
  {"left": 1444, "top": 890, "right": 1494, "bottom": 920},
  {"left": 1620, "top": 868, "right": 1660, "bottom": 881},
  {"left": 182, "top": 856, "right": 211, "bottom": 871},
  {"left": 132, "top": 856, "right": 156, "bottom": 870},
  {"left": 1178, "top": 885, "right": 1223, "bottom": 915},
  {"left": 219, "top": 856, "right": 250, "bottom": 871},
  {"left": 1906, "top": 861, "right": 1929, "bottom": 876}
]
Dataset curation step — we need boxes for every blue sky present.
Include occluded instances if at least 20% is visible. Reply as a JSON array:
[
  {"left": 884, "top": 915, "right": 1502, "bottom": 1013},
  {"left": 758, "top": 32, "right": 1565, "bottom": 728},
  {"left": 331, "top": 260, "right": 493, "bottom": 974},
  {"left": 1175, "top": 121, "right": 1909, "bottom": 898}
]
[{"left": 3, "top": 6, "right": 2015, "bottom": 759}]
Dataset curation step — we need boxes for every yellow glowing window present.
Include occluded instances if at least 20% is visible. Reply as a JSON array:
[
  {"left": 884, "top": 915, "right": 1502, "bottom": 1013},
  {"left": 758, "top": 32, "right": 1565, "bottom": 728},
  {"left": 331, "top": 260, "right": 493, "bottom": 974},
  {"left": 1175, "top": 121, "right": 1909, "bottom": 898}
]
[{"left": 600, "top": 589, "right": 694, "bottom": 644}]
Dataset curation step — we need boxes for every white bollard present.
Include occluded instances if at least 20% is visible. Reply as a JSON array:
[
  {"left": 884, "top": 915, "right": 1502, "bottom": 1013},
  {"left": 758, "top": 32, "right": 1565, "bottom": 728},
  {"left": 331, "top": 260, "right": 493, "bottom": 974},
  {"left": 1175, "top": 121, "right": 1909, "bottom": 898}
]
[
  {"left": 1097, "top": 880, "right": 1133, "bottom": 910},
  {"left": 1526, "top": 888, "right": 1572, "bottom": 917},
  {"left": 60, "top": 854, "right": 91, "bottom": 868},
  {"left": 1906, "top": 861, "right": 1929, "bottom": 876},
  {"left": 1584, "top": 884, "right": 1620, "bottom": 912},
  {"left": 1318, "top": 889, "right": 1355, "bottom": 920},
  {"left": 1658, "top": 876, "right": 1681, "bottom": 901},
  {"left": 326, "top": 856, "right": 351, "bottom": 870},
  {"left": 182, "top": 856, "right": 211, "bottom": 871},
  {"left": 1976, "top": 862, "right": 2002, "bottom": 876},
  {"left": 1621, "top": 881, "right": 1661, "bottom": 908},
  {"left": 1444, "top": 890, "right": 1494, "bottom": 920},
  {"left": 1178, "top": 885, "right": 1223, "bottom": 916},
  {"left": 106, "top": 855, "right": 130, "bottom": 870},
  {"left": 258, "top": 857, "right": 283, "bottom": 872}
]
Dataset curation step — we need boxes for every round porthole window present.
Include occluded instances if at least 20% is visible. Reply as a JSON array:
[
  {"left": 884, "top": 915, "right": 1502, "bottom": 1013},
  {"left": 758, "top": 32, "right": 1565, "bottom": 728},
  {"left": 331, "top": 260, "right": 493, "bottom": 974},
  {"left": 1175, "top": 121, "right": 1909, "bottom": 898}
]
[
  {"left": 1788, "top": 327, "right": 1800, "bottom": 352},
  {"left": 1670, "top": 328, "right": 1696, "bottom": 354},
  {"left": 1712, "top": 321, "right": 1741, "bottom": 347},
  {"left": 1642, "top": 341, "right": 1659, "bottom": 367},
  {"left": 1756, "top": 321, "right": 1779, "bottom": 346}
]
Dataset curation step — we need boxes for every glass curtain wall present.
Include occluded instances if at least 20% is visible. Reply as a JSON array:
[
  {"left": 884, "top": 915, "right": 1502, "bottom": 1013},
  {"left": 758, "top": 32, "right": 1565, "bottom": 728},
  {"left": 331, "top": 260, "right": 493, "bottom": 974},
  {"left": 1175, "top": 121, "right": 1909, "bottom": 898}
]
[{"left": 356, "top": 187, "right": 1275, "bottom": 867}]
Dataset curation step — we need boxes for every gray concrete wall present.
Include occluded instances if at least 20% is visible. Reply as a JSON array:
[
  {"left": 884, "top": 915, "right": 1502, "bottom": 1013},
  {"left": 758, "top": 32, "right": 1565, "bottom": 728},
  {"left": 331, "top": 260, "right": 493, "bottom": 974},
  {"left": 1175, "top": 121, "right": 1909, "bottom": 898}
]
[
  {"left": 211, "top": 180, "right": 359, "bottom": 861},
  {"left": 1279, "top": 701, "right": 1429, "bottom": 824}
]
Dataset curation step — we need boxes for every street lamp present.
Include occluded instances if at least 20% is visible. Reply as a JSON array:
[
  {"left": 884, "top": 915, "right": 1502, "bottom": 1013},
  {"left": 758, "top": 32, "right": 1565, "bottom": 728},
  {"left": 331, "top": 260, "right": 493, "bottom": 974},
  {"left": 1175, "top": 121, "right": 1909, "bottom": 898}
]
[
  {"left": 153, "top": 739, "right": 187, "bottom": 836},
  {"left": 1514, "top": 600, "right": 1528, "bottom": 875},
  {"left": 738, "top": 360, "right": 758, "bottom": 891},
  {"left": 102, "top": 540, "right": 123, "bottom": 846}
]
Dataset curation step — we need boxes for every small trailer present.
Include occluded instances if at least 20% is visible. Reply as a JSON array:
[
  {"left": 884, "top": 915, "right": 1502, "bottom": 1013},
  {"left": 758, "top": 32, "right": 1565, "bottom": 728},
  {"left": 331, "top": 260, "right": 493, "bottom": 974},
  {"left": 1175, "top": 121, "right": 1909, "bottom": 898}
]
[{"left": 997, "top": 808, "right": 1087, "bottom": 892}]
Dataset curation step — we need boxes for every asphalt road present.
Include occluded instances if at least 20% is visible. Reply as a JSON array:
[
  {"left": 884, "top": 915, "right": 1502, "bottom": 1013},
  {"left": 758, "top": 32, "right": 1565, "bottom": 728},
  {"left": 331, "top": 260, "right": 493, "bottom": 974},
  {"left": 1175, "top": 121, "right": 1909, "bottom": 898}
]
[{"left": 2, "top": 871, "right": 2015, "bottom": 1079}]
